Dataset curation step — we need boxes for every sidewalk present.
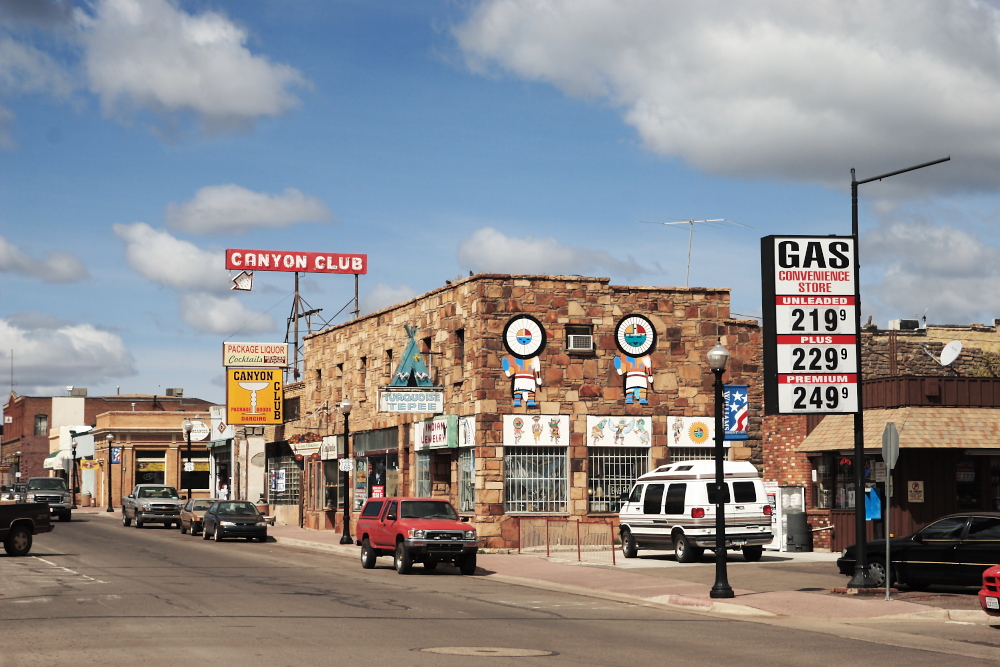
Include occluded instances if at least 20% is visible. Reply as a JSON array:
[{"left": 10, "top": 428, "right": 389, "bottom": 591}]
[{"left": 79, "top": 507, "right": 992, "bottom": 624}]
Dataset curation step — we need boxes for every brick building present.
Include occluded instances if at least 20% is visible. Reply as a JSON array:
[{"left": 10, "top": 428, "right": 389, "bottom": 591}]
[
  {"left": 278, "top": 274, "right": 761, "bottom": 549},
  {"left": 2, "top": 391, "right": 215, "bottom": 504},
  {"left": 763, "top": 322, "right": 1000, "bottom": 551}
]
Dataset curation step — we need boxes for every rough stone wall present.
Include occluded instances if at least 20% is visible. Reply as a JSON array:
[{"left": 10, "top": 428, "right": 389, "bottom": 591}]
[{"left": 302, "top": 274, "right": 761, "bottom": 549}]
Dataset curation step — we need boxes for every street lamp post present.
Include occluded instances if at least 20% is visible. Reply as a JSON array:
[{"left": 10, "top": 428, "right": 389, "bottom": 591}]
[
  {"left": 846, "top": 156, "right": 949, "bottom": 588},
  {"left": 70, "top": 432, "right": 78, "bottom": 509},
  {"left": 339, "top": 398, "right": 353, "bottom": 545},
  {"left": 105, "top": 433, "right": 115, "bottom": 512},
  {"left": 182, "top": 419, "right": 193, "bottom": 500},
  {"left": 707, "top": 341, "right": 734, "bottom": 599}
]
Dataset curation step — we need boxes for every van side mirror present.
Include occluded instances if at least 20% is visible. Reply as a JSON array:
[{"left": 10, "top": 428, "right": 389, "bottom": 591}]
[
  {"left": 619, "top": 491, "right": 630, "bottom": 502},
  {"left": 461, "top": 516, "right": 470, "bottom": 522},
  {"left": 386, "top": 512, "right": 397, "bottom": 521}
]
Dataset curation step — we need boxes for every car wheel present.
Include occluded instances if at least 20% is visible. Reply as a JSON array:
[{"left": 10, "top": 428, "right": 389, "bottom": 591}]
[
  {"left": 621, "top": 529, "right": 638, "bottom": 559},
  {"left": 867, "top": 557, "right": 891, "bottom": 587},
  {"left": 191, "top": 523, "right": 200, "bottom": 537},
  {"left": 134, "top": 515, "right": 143, "bottom": 529},
  {"left": 257, "top": 536, "right": 267, "bottom": 543},
  {"left": 394, "top": 542, "right": 412, "bottom": 574},
  {"left": 742, "top": 545, "right": 764, "bottom": 562},
  {"left": 459, "top": 552, "right": 477, "bottom": 576},
  {"left": 674, "top": 534, "right": 700, "bottom": 563},
  {"left": 203, "top": 525, "right": 211, "bottom": 540},
  {"left": 214, "top": 527, "right": 224, "bottom": 542},
  {"left": 423, "top": 559, "right": 438, "bottom": 571},
  {"left": 3, "top": 526, "right": 32, "bottom": 557},
  {"left": 179, "top": 521, "right": 187, "bottom": 534},
  {"left": 360, "top": 538, "right": 377, "bottom": 569},
  {"left": 59, "top": 511, "right": 71, "bottom": 522},
  {"left": 122, "top": 513, "right": 131, "bottom": 527}
]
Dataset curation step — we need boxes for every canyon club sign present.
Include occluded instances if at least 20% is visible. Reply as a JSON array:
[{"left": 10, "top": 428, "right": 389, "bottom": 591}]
[{"left": 226, "top": 249, "right": 368, "bottom": 275}]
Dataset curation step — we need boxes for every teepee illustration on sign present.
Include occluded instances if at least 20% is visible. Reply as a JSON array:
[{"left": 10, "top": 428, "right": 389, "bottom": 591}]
[{"left": 391, "top": 325, "right": 433, "bottom": 387}]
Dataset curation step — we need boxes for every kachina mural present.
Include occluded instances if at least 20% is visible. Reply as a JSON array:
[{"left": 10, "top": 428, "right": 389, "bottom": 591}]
[
  {"left": 613, "top": 314, "right": 656, "bottom": 405},
  {"left": 501, "top": 314, "right": 546, "bottom": 407}
]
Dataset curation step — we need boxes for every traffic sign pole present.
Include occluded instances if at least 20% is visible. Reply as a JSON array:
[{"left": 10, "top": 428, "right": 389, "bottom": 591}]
[{"left": 882, "top": 422, "right": 899, "bottom": 600}]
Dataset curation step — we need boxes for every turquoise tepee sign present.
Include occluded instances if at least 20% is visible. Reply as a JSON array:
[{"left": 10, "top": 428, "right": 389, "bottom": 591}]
[{"left": 390, "top": 325, "right": 434, "bottom": 387}]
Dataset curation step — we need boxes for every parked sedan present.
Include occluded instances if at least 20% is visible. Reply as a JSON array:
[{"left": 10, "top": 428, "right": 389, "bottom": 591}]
[
  {"left": 178, "top": 498, "right": 218, "bottom": 536},
  {"left": 979, "top": 564, "right": 1000, "bottom": 617},
  {"left": 202, "top": 500, "right": 268, "bottom": 542},
  {"left": 837, "top": 512, "right": 1000, "bottom": 588}
]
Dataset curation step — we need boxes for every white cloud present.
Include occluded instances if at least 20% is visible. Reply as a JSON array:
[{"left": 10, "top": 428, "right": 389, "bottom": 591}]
[
  {"left": 113, "top": 222, "right": 227, "bottom": 293},
  {"left": 178, "top": 292, "right": 277, "bottom": 335},
  {"left": 78, "top": 0, "right": 307, "bottom": 134},
  {"left": 0, "top": 315, "right": 135, "bottom": 393},
  {"left": 863, "top": 218, "right": 1000, "bottom": 324},
  {"left": 457, "top": 227, "right": 644, "bottom": 276},
  {"left": 454, "top": 0, "right": 1000, "bottom": 192},
  {"left": 361, "top": 284, "right": 418, "bottom": 315},
  {"left": 0, "top": 35, "right": 77, "bottom": 146},
  {"left": 165, "top": 184, "right": 334, "bottom": 235},
  {"left": 0, "top": 235, "right": 88, "bottom": 282}
]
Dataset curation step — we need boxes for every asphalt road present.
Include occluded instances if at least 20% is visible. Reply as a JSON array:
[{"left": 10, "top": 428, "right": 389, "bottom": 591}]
[{"left": 0, "top": 516, "right": 997, "bottom": 666}]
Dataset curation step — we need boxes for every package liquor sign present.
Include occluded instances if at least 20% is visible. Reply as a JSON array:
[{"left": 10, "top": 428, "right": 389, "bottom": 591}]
[{"left": 761, "top": 235, "right": 860, "bottom": 415}]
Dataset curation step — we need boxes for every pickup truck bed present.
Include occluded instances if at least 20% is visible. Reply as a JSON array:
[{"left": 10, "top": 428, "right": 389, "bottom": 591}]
[{"left": 0, "top": 502, "right": 54, "bottom": 556}]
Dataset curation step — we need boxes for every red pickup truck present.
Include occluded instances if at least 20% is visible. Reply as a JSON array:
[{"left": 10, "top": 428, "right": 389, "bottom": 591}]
[{"left": 355, "top": 497, "right": 478, "bottom": 575}]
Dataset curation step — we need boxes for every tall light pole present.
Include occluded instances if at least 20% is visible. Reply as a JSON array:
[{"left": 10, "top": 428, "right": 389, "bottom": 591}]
[
  {"left": 182, "top": 419, "right": 193, "bottom": 500},
  {"left": 846, "top": 156, "right": 949, "bottom": 588},
  {"left": 70, "top": 431, "right": 79, "bottom": 509},
  {"left": 339, "top": 398, "right": 353, "bottom": 545},
  {"left": 707, "top": 341, "right": 734, "bottom": 599},
  {"left": 105, "top": 433, "right": 115, "bottom": 512}
]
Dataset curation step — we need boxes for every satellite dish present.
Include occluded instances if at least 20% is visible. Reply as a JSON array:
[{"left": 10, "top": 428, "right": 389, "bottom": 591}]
[{"left": 940, "top": 340, "right": 962, "bottom": 366}]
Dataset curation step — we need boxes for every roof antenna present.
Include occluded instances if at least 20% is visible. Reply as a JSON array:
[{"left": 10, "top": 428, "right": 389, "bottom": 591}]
[{"left": 641, "top": 218, "right": 749, "bottom": 286}]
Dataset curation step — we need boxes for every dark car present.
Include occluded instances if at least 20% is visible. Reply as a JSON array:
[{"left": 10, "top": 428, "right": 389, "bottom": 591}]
[
  {"left": 837, "top": 512, "right": 1000, "bottom": 588},
  {"left": 202, "top": 500, "right": 268, "bottom": 542}
]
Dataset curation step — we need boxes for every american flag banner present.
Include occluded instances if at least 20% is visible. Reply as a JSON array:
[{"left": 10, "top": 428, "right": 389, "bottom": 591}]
[{"left": 723, "top": 384, "right": 749, "bottom": 440}]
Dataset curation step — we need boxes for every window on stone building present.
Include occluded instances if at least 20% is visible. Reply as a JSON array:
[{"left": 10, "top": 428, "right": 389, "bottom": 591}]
[
  {"left": 415, "top": 452, "right": 431, "bottom": 497},
  {"left": 588, "top": 447, "right": 648, "bottom": 513},
  {"left": 505, "top": 446, "right": 568, "bottom": 513},
  {"left": 458, "top": 448, "right": 475, "bottom": 512},
  {"left": 565, "top": 324, "right": 594, "bottom": 353},
  {"left": 670, "top": 447, "right": 727, "bottom": 463},
  {"left": 456, "top": 329, "right": 465, "bottom": 365},
  {"left": 34, "top": 414, "right": 48, "bottom": 436}
]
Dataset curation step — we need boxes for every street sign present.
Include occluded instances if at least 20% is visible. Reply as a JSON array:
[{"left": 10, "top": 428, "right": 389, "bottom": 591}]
[
  {"left": 187, "top": 420, "right": 211, "bottom": 441},
  {"left": 339, "top": 458, "right": 353, "bottom": 472},
  {"left": 184, "top": 461, "right": 195, "bottom": 472},
  {"left": 882, "top": 422, "right": 899, "bottom": 468},
  {"left": 761, "top": 235, "right": 860, "bottom": 414}
]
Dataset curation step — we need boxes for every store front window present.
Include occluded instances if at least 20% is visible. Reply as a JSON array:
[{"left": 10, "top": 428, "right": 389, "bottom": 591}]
[
  {"left": 812, "top": 454, "right": 881, "bottom": 509},
  {"left": 136, "top": 450, "right": 166, "bottom": 485},
  {"left": 180, "top": 451, "right": 210, "bottom": 493},
  {"left": 458, "top": 448, "right": 475, "bottom": 513}
]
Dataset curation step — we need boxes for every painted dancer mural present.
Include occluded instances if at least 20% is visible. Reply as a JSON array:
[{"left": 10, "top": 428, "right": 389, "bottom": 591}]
[
  {"left": 614, "top": 314, "right": 657, "bottom": 405},
  {"left": 501, "top": 314, "right": 546, "bottom": 407}
]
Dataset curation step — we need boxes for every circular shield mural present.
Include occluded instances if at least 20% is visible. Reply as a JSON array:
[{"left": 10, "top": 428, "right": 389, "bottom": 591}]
[
  {"left": 502, "top": 314, "right": 546, "bottom": 359},
  {"left": 615, "top": 314, "right": 657, "bottom": 356}
]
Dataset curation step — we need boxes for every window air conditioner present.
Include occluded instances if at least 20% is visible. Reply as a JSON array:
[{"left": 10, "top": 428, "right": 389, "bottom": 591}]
[{"left": 567, "top": 334, "right": 593, "bottom": 352}]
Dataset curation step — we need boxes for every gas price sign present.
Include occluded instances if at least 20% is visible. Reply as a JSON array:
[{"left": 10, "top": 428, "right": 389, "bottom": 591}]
[{"left": 761, "top": 236, "right": 860, "bottom": 415}]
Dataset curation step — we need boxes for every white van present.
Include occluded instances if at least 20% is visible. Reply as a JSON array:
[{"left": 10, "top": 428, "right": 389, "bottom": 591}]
[{"left": 618, "top": 460, "right": 773, "bottom": 562}]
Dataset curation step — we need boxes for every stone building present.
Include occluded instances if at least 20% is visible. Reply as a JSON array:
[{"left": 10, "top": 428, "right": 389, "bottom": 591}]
[{"left": 285, "top": 274, "right": 761, "bottom": 549}]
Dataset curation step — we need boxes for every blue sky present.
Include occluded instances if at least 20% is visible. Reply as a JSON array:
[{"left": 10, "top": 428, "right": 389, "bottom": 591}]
[{"left": 2, "top": 0, "right": 1000, "bottom": 404}]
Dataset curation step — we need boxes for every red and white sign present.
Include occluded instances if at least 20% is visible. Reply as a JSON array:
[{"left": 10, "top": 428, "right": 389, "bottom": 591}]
[
  {"left": 226, "top": 249, "right": 368, "bottom": 275},
  {"left": 762, "top": 236, "right": 860, "bottom": 415}
]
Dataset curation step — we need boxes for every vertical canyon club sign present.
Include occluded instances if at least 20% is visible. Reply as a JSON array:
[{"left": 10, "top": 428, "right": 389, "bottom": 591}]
[
  {"left": 223, "top": 342, "right": 290, "bottom": 368},
  {"left": 226, "top": 249, "right": 368, "bottom": 274},
  {"left": 761, "top": 235, "right": 859, "bottom": 415},
  {"left": 226, "top": 368, "right": 284, "bottom": 425}
]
